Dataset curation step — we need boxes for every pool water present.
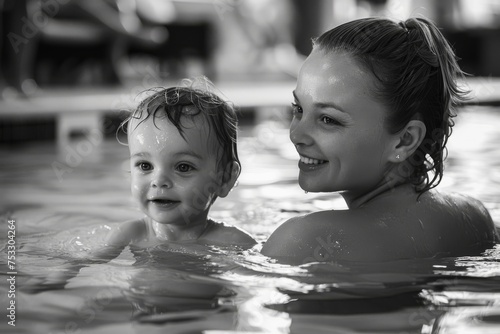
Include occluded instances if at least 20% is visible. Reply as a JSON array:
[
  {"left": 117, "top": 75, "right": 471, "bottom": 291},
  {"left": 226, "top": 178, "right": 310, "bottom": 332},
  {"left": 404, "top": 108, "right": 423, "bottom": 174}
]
[{"left": 1, "top": 105, "right": 500, "bottom": 334}]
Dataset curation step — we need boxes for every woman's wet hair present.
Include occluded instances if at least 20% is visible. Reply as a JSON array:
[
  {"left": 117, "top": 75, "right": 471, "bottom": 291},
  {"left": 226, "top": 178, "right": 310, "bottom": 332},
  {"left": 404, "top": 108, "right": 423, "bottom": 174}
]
[
  {"left": 119, "top": 78, "right": 240, "bottom": 178},
  {"left": 314, "top": 17, "right": 469, "bottom": 193}
]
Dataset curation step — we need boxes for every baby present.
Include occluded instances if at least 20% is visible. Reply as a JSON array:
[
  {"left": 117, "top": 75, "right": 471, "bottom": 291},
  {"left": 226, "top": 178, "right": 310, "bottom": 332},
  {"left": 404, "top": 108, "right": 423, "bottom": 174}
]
[
  {"left": 104, "top": 83, "right": 256, "bottom": 252},
  {"left": 24, "top": 82, "right": 255, "bottom": 293}
]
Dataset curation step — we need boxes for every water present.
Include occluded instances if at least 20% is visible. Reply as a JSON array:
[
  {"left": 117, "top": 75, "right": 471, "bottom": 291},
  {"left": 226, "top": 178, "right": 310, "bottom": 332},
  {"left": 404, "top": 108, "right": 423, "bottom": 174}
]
[{"left": 1, "top": 105, "right": 500, "bottom": 333}]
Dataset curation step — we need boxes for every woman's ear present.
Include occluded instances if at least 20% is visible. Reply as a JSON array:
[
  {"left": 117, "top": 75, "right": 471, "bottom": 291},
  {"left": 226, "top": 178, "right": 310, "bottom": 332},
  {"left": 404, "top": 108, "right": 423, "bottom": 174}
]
[
  {"left": 217, "top": 161, "right": 241, "bottom": 198},
  {"left": 388, "top": 120, "right": 426, "bottom": 163}
]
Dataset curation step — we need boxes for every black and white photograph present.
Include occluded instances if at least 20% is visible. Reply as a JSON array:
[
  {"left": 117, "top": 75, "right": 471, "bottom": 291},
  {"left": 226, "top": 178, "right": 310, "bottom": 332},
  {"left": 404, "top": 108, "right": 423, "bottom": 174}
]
[{"left": 1, "top": 1, "right": 500, "bottom": 333}]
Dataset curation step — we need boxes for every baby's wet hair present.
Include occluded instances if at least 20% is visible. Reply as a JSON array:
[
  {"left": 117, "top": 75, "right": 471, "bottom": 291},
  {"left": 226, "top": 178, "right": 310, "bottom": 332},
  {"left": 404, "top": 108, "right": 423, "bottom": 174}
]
[
  {"left": 314, "top": 17, "right": 469, "bottom": 193},
  {"left": 119, "top": 77, "right": 240, "bottom": 177}
]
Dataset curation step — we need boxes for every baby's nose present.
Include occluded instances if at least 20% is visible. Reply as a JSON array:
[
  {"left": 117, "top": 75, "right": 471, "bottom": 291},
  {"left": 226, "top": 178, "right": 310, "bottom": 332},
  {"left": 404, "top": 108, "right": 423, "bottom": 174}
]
[{"left": 151, "top": 172, "right": 172, "bottom": 188}]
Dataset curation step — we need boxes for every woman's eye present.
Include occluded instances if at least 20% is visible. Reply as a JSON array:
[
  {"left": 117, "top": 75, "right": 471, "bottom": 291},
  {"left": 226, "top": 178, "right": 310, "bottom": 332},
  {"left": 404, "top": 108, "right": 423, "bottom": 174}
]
[
  {"left": 321, "top": 116, "right": 340, "bottom": 125},
  {"left": 291, "top": 102, "right": 303, "bottom": 114},
  {"left": 137, "top": 162, "right": 152, "bottom": 171},
  {"left": 176, "top": 163, "right": 194, "bottom": 173}
]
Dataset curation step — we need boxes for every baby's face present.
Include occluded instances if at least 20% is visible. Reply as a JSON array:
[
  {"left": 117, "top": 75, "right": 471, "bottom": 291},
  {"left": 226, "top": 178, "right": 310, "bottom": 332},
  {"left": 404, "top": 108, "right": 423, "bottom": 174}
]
[{"left": 128, "top": 110, "right": 223, "bottom": 227}]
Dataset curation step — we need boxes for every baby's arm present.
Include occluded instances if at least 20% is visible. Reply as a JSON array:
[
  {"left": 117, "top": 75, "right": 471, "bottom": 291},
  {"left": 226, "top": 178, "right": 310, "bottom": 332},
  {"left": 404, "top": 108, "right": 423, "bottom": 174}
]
[
  {"left": 25, "top": 219, "right": 145, "bottom": 292},
  {"left": 96, "top": 219, "right": 146, "bottom": 256}
]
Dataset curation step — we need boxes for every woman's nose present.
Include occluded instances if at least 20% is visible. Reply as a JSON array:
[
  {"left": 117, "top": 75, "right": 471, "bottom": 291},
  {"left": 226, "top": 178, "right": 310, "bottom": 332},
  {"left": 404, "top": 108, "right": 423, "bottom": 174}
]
[
  {"left": 289, "top": 116, "right": 313, "bottom": 146},
  {"left": 150, "top": 171, "right": 172, "bottom": 188}
]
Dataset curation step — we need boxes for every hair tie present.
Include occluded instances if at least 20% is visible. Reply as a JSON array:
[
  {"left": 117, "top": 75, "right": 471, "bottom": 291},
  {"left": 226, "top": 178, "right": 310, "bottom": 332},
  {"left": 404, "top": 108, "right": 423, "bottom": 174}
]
[
  {"left": 400, "top": 20, "right": 439, "bottom": 68},
  {"left": 399, "top": 21, "right": 410, "bottom": 34}
]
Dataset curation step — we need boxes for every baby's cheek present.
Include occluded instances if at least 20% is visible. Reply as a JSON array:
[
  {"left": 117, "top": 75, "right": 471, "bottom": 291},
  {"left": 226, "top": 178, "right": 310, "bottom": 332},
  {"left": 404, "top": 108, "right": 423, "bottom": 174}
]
[
  {"left": 131, "top": 183, "right": 138, "bottom": 194},
  {"left": 130, "top": 178, "right": 145, "bottom": 199}
]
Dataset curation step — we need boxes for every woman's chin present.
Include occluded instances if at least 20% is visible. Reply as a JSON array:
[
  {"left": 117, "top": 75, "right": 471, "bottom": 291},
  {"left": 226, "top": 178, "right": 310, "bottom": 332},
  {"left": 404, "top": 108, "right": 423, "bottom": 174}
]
[{"left": 298, "top": 181, "right": 320, "bottom": 193}]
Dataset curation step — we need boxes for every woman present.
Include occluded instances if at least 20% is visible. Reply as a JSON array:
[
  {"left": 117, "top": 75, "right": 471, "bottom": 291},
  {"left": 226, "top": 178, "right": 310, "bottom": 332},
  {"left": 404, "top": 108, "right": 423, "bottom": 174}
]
[{"left": 261, "top": 17, "right": 499, "bottom": 264}]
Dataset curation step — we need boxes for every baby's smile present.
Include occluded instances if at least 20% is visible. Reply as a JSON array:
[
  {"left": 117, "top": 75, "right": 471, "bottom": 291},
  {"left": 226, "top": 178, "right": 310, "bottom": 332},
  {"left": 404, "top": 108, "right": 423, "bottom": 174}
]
[{"left": 149, "top": 198, "right": 180, "bottom": 208}]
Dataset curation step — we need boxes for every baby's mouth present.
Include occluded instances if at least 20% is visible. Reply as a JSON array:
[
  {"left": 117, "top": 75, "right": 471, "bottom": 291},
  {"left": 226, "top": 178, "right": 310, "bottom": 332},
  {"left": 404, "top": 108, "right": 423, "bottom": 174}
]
[
  {"left": 150, "top": 199, "right": 179, "bottom": 206},
  {"left": 300, "top": 155, "right": 327, "bottom": 165}
]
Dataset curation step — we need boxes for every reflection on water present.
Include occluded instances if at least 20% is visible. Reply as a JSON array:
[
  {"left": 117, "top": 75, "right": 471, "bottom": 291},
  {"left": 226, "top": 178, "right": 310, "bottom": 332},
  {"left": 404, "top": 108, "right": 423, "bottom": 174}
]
[{"left": 0, "top": 106, "right": 500, "bottom": 333}]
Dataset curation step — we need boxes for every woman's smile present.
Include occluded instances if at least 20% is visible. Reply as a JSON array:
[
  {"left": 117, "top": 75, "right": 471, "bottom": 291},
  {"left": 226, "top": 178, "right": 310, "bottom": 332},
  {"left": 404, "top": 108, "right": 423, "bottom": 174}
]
[
  {"left": 298, "top": 154, "right": 329, "bottom": 172},
  {"left": 299, "top": 155, "right": 327, "bottom": 165}
]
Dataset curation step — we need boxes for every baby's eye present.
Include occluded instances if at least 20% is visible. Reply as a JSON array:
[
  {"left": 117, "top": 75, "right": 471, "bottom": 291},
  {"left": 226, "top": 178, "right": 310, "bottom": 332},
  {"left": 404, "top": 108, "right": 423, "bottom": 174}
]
[
  {"left": 291, "top": 102, "right": 303, "bottom": 114},
  {"left": 321, "top": 116, "right": 341, "bottom": 126},
  {"left": 176, "top": 163, "right": 194, "bottom": 173},
  {"left": 136, "top": 162, "right": 152, "bottom": 171}
]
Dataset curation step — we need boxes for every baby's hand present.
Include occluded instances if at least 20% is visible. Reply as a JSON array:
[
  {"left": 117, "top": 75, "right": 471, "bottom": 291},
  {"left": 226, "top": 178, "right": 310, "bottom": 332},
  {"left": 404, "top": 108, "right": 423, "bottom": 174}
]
[{"left": 21, "top": 269, "right": 76, "bottom": 293}]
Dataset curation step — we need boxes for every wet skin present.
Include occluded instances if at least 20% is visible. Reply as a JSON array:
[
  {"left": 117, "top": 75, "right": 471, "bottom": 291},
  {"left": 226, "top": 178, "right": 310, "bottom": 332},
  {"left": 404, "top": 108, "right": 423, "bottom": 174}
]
[
  {"left": 261, "top": 50, "right": 499, "bottom": 263},
  {"left": 128, "top": 113, "right": 224, "bottom": 239},
  {"left": 25, "top": 108, "right": 256, "bottom": 291},
  {"left": 104, "top": 111, "right": 255, "bottom": 249}
]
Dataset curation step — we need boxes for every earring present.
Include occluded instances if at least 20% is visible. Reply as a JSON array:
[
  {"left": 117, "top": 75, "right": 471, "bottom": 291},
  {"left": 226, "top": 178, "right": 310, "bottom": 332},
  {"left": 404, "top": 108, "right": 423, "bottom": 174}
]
[{"left": 396, "top": 154, "right": 400, "bottom": 160}]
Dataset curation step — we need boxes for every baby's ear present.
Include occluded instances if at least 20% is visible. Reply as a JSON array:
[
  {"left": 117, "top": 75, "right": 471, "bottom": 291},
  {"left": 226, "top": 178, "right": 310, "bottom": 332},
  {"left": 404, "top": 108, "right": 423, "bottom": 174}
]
[{"left": 217, "top": 161, "right": 241, "bottom": 198}]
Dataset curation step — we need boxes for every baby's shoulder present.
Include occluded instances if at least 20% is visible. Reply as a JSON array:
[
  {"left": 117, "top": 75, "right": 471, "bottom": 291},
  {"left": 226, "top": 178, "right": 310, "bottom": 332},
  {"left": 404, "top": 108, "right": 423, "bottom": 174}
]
[
  {"left": 204, "top": 220, "right": 257, "bottom": 248},
  {"left": 105, "top": 219, "right": 147, "bottom": 247}
]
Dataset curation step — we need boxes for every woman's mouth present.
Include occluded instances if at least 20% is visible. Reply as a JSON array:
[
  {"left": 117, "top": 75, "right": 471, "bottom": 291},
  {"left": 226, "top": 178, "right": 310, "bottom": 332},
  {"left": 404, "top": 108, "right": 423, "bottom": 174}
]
[
  {"left": 298, "top": 155, "right": 328, "bottom": 172},
  {"left": 300, "top": 155, "right": 327, "bottom": 165}
]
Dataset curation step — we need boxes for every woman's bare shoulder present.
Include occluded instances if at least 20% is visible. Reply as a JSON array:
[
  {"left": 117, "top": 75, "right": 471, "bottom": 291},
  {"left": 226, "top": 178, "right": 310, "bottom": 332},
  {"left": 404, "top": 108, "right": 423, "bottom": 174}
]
[
  {"left": 262, "top": 192, "right": 499, "bottom": 264},
  {"left": 427, "top": 191, "right": 498, "bottom": 247},
  {"left": 434, "top": 191, "right": 497, "bottom": 231},
  {"left": 261, "top": 211, "right": 369, "bottom": 263},
  {"left": 441, "top": 191, "right": 490, "bottom": 212},
  {"left": 425, "top": 191, "right": 493, "bottom": 224}
]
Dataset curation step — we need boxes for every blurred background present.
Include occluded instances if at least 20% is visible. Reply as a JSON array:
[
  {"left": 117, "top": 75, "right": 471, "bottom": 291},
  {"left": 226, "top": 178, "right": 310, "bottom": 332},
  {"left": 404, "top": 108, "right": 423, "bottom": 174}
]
[{"left": 1, "top": 0, "right": 499, "bottom": 145}]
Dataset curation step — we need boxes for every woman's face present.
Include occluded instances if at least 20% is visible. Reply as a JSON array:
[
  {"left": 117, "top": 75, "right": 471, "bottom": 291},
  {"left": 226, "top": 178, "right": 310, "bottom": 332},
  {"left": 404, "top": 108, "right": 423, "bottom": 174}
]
[{"left": 290, "top": 49, "right": 397, "bottom": 199}]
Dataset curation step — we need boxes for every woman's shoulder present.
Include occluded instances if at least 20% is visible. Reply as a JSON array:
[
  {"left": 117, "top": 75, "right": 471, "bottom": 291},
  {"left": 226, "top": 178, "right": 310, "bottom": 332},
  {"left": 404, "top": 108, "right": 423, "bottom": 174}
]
[
  {"left": 268, "top": 190, "right": 494, "bottom": 228},
  {"left": 423, "top": 190, "right": 498, "bottom": 250},
  {"left": 423, "top": 190, "right": 494, "bottom": 223},
  {"left": 262, "top": 191, "right": 498, "bottom": 263},
  {"left": 435, "top": 191, "right": 489, "bottom": 210},
  {"left": 261, "top": 211, "right": 379, "bottom": 263}
]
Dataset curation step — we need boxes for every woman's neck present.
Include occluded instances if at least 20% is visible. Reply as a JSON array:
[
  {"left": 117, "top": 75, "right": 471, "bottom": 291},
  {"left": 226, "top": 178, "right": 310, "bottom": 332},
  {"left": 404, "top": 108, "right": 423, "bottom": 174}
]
[{"left": 341, "top": 178, "right": 412, "bottom": 209}]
